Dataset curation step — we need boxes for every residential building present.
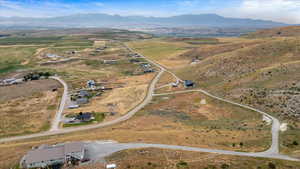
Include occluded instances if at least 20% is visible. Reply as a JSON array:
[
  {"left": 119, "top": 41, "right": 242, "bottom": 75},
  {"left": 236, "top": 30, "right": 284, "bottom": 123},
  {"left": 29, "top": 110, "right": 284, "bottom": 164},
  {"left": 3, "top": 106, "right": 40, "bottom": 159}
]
[{"left": 21, "top": 142, "right": 85, "bottom": 169}]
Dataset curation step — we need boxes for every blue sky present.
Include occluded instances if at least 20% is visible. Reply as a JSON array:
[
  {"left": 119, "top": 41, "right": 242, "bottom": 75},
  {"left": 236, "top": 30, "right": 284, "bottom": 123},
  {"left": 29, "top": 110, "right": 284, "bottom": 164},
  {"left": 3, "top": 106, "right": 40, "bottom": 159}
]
[{"left": 0, "top": 0, "right": 300, "bottom": 23}]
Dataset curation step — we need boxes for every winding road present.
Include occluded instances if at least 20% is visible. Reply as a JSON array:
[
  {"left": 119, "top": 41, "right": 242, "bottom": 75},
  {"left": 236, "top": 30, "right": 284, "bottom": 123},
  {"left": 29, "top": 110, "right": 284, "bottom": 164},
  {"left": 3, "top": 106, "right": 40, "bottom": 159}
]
[
  {"left": 0, "top": 43, "right": 298, "bottom": 162},
  {"left": 86, "top": 141, "right": 299, "bottom": 162}
]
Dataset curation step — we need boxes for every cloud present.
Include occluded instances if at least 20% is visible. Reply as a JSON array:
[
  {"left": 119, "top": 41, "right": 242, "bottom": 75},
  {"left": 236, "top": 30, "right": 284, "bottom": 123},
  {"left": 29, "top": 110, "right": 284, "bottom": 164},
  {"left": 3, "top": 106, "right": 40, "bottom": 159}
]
[
  {"left": 220, "top": 0, "right": 300, "bottom": 23},
  {"left": 0, "top": 0, "right": 299, "bottom": 24}
]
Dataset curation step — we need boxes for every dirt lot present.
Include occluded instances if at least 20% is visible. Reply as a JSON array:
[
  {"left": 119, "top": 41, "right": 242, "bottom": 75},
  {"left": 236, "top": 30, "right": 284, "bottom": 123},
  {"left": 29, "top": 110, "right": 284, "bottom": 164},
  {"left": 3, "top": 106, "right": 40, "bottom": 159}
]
[
  {"left": 71, "top": 148, "right": 300, "bottom": 169},
  {"left": 0, "top": 79, "right": 61, "bottom": 103},
  {"left": 0, "top": 79, "right": 61, "bottom": 102}
]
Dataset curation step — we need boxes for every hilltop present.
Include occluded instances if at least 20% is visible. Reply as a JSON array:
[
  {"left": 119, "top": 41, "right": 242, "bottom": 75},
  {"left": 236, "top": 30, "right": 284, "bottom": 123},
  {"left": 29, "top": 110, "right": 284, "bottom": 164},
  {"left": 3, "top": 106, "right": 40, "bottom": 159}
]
[{"left": 246, "top": 26, "right": 300, "bottom": 38}]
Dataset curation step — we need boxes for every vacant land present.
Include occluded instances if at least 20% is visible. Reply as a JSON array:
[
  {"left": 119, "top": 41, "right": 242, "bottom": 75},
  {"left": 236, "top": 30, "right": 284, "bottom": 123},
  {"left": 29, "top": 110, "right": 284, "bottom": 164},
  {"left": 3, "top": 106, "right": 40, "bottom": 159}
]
[
  {"left": 174, "top": 37, "right": 300, "bottom": 157},
  {"left": 0, "top": 79, "right": 61, "bottom": 102},
  {"left": 0, "top": 89, "right": 61, "bottom": 138},
  {"left": 75, "top": 148, "right": 300, "bottom": 169},
  {"left": 0, "top": 46, "right": 39, "bottom": 74},
  {"left": 127, "top": 39, "right": 191, "bottom": 69},
  {"left": 127, "top": 30, "right": 300, "bottom": 157}
]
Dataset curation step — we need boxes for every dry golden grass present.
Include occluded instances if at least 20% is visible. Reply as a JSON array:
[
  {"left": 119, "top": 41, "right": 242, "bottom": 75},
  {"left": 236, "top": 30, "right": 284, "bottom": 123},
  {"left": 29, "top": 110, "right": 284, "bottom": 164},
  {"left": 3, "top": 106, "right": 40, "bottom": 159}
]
[
  {"left": 94, "top": 148, "right": 300, "bottom": 169},
  {"left": 0, "top": 79, "right": 61, "bottom": 102},
  {"left": 126, "top": 39, "right": 191, "bottom": 69},
  {"left": 0, "top": 91, "right": 271, "bottom": 168},
  {"left": 65, "top": 73, "right": 155, "bottom": 120},
  {"left": 0, "top": 89, "right": 61, "bottom": 138},
  {"left": 94, "top": 40, "right": 106, "bottom": 48},
  {"left": 155, "top": 71, "right": 177, "bottom": 88}
]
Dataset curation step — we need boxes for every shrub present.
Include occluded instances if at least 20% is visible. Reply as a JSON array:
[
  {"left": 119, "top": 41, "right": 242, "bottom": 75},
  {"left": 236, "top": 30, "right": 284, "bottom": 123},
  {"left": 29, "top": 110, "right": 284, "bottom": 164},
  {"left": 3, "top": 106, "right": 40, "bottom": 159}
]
[
  {"left": 268, "top": 162, "right": 276, "bottom": 169},
  {"left": 176, "top": 161, "right": 188, "bottom": 168},
  {"left": 221, "top": 163, "right": 230, "bottom": 169}
]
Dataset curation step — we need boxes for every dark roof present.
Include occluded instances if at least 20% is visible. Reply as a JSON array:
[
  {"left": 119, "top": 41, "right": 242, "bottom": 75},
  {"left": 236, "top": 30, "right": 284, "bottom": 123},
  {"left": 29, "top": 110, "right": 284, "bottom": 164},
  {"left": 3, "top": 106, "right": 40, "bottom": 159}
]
[
  {"left": 76, "top": 113, "right": 92, "bottom": 120},
  {"left": 184, "top": 80, "right": 194, "bottom": 86}
]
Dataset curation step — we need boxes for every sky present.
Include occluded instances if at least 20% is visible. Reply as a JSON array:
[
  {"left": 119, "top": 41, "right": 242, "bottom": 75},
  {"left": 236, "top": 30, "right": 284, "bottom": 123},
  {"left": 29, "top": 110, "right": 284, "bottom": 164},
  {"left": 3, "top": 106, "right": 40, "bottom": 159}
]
[{"left": 0, "top": 0, "right": 299, "bottom": 24}]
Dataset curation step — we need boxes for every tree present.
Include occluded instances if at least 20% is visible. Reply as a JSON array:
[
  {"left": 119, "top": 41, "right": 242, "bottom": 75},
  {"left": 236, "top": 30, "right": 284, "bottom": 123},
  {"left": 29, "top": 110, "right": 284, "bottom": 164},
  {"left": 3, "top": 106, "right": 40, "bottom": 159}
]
[
  {"left": 268, "top": 162, "right": 276, "bottom": 169},
  {"left": 293, "top": 140, "right": 299, "bottom": 146},
  {"left": 221, "top": 163, "right": 230, "bottom": 169}
]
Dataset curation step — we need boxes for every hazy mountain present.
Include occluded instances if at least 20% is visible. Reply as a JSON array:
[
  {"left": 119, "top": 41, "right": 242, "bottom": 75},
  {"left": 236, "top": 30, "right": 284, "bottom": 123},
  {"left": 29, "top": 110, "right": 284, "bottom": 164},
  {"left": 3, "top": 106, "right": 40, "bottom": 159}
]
[{"left": 0, "top": 13, "right": 288, "bottom": 29}]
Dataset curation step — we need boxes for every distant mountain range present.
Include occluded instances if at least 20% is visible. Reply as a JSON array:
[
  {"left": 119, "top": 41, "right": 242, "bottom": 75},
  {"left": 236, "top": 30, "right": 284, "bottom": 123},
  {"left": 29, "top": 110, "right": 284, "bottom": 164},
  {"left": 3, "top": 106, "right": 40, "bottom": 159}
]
[{"left": 0, "top": 13, "right": 289, "bottom": 29}]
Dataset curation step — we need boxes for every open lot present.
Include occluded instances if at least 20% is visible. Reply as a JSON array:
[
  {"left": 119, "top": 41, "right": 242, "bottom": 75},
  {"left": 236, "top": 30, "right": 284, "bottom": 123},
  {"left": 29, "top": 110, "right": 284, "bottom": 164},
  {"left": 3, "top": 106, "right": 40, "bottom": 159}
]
[
  {"left": 81, "top": 148, "right": 300, "bottom": 169},
  {"left": 0, "top": 89, "right": 61, "bottom": 138}
]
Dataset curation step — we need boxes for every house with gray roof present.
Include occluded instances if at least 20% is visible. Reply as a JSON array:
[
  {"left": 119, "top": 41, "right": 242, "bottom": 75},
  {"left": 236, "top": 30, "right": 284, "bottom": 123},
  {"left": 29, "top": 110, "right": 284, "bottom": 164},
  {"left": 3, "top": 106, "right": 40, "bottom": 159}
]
[{"left": 21, "top": 142, "right": 85, "bottom": 169}]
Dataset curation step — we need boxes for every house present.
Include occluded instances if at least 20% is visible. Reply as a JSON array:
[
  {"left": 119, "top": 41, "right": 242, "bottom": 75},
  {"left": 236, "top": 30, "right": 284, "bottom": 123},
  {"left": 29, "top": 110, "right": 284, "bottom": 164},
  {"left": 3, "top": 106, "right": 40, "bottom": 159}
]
[
  {"left": 21, "top": 142, "right": 85, "bottom": 169},
  {"left": 87, "top": 80, "right": 96, "bottom": 89},
  {"left": 78, "top": 90, "right": 91, "bottom": 98},
  {"left": 76, "top": 98, "right": 89, "bottom": 105},
  {"left": 184, "top": 80, "right": 195, "bottom": 88},
  {"left": 75, "top": 112, "right": 93, "bottom": 122}
]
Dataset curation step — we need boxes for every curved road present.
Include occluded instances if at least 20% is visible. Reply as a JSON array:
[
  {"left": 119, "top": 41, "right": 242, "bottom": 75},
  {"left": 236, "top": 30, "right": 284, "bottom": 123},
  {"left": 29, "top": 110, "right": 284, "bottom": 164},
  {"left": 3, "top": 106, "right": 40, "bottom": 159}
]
[
  {"left": 0, "top": 43, "right": 298, "bottom": 162},
  {"left": 0, "top": 69, "right": 165, "bottom": 143},
  {"left": 154, "top": 90, "right": 280, "bottom": 154},
  {"left": 87, "top": 141, "right": 299, "bottom": 162}
]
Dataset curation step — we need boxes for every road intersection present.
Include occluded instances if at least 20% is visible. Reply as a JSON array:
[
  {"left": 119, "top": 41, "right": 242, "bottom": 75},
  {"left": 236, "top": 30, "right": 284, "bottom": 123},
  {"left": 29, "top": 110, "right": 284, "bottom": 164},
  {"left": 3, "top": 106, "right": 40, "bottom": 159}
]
[{"left": 0, "top": 44, "right": 298, "bottom": 162}]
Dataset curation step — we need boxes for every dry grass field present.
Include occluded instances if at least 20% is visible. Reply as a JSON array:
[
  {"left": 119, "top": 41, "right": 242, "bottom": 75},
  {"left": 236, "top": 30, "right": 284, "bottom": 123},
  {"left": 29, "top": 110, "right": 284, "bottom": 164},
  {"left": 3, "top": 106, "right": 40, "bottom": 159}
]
[
  {"left": 155, "top": 71, "right": 177, "bottom": 88},
  {"left": 127, "top": 39, "right": 191, "bottom": 69},
  {"left": 0, "top": 79, "right": 61, "bottom": 102},
  {"left": 0, "top": 87, "right": 61, "bottom": 138},
  {"left": 0, "top": 91, "right": 272, "bottom": 168},
  {"left": 126, "top": 31, "right": 300, "bottom": 157},
  {"left": 72, "top": 148, "right": 300, "bottom": 169}
]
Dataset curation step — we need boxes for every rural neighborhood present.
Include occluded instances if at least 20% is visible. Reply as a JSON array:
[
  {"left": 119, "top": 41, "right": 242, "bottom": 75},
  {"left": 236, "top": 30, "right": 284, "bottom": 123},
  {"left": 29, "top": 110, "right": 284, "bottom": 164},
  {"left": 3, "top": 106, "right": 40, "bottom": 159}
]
[{"left": 0, "top": 1, "right": 300, "bottom": 169}]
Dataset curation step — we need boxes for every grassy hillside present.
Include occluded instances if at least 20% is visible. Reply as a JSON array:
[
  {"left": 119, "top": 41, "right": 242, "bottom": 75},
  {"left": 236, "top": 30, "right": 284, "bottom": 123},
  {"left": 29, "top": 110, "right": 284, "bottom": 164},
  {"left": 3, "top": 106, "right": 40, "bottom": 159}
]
[
  {"left": 245, "top": 26, "right": 300, "bottom": 38},
  {"left": 175, "top": 36, "right": 300, "bottom": 157}
]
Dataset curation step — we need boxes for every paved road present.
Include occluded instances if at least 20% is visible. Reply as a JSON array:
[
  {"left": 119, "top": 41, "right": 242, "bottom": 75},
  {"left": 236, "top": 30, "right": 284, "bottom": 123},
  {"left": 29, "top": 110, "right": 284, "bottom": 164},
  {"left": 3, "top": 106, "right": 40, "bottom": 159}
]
[
  {"left": 0, "top": 43, "right": 297, "bottom": 162},
  {"left": 86, "top": 141, "right": 299, "bottom": 162},
  {"left": 49, "top": 76, "right": 69, "bottom": 131},
  {"left": 0, "top": 68, "right": 165, "bottom": 143},
  {"left": 154, "top": 90, "right": 280, "bottom": 154}
]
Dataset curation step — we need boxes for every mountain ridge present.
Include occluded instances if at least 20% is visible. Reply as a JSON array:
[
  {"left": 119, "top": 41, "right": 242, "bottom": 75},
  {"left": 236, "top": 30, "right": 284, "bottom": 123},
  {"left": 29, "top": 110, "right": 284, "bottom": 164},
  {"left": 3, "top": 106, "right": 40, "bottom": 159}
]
[{"left": 0, "top": 13, "right": 289, "bottom": 29}]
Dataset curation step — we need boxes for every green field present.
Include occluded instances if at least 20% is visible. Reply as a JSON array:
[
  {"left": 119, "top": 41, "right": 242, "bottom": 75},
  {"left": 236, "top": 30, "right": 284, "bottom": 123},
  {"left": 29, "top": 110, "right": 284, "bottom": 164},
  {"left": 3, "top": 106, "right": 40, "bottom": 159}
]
[{"left": 0, "top": 47, "right": 38, "bottom": 74}]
